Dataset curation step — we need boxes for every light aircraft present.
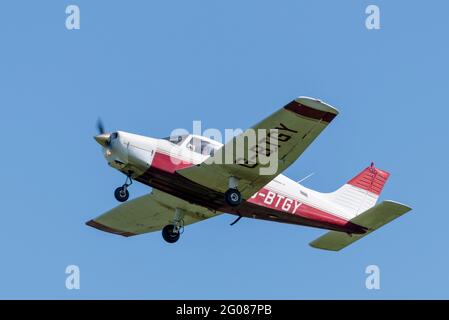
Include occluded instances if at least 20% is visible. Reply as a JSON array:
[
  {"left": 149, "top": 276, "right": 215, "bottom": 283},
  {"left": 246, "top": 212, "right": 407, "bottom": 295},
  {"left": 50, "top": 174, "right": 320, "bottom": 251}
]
[{"left": 87, "top": 97, "right": 411, "bottom": 251}]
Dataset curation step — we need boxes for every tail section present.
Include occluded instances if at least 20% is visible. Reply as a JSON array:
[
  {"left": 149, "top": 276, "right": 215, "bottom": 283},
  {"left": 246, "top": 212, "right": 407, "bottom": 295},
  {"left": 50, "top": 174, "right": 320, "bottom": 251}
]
[
  {"left": 329, "top": 163, "right": 390, "bottom": 220},
  {"left": 310, "top": 163, "right": 412, "bottom": 251}
]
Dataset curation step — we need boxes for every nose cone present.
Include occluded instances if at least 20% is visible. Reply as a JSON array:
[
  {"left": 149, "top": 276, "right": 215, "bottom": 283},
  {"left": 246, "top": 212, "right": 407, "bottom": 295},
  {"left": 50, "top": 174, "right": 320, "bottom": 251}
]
[{"left": 94, "top": 133, "right": 110, "bottom": 147}]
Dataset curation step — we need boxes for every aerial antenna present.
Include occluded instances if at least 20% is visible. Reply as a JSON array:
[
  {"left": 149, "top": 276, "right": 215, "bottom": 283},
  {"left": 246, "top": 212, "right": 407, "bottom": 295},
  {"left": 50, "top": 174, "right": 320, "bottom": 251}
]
[{"left": 297, "top": 172, "right": 315, "bottom": 184}]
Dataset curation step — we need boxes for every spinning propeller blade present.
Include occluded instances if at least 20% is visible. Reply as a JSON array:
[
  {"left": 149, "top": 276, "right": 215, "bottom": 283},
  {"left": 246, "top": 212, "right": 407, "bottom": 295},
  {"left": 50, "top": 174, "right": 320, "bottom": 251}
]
[{"left": 97, "top": 119, "right": 106, "bottom": 135}]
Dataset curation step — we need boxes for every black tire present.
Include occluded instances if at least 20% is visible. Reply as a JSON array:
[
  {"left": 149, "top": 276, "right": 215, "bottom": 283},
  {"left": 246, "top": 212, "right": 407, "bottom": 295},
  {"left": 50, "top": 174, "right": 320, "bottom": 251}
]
[
  {"left": 162, "top": 225, "right": 180, "bottom": 243},
  {"left": 225, "top": 188, "right": 242, "bottom": 207},
  {"left": 114, "top": 186, "right": 129, "bottom": 202}
]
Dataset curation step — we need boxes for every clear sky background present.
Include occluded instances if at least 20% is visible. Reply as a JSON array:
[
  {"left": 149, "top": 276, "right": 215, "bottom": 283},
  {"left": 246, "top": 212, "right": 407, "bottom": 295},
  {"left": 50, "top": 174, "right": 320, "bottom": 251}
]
[{"left": 0, "top": 0, "right": 447, "bottom": 299}]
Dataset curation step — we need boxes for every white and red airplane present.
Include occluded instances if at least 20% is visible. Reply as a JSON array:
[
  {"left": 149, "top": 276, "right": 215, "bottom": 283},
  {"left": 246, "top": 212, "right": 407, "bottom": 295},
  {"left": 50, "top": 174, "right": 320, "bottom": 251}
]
[{"left": 87, "top": 97, "right": 411, "bottom": 251}]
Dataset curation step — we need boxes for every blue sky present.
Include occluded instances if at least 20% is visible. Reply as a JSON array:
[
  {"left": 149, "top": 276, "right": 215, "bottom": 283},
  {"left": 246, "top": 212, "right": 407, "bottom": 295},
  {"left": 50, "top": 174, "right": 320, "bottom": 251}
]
[{"left": 0, "top": 0, "right": 447, "bottom": 299}]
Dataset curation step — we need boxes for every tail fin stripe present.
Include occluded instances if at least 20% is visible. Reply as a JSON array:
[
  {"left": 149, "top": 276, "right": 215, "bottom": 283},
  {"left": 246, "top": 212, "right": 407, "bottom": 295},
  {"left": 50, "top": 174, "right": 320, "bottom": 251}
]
[
  {"left": 328, "top": 164, "right": 391, "bottom": 219},
  {"left": 348, "top": 167, "right": 390, "bottom": 195}
]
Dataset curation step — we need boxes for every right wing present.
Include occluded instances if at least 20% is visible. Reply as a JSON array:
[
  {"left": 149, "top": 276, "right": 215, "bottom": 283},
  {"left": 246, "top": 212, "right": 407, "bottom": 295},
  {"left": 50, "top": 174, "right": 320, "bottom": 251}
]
[
  {"left": 86, "top": 189, "right": 219, "bottom": 237},
  {"left": 310, "top": 201, "right": 412, "bottom": 251},
  {"left": 178, "top": 97, "right": 339, "bottom": 200}
]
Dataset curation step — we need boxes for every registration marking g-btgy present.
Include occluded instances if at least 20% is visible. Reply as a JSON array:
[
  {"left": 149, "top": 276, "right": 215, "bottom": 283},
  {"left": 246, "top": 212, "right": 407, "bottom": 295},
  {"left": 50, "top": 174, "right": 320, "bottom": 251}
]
[{"left": 251, "top": 190, "right": 302, "bottom": 214}]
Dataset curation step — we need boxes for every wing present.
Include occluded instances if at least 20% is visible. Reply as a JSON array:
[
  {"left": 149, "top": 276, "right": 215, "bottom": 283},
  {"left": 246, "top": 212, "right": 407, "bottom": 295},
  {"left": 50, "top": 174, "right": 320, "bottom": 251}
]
[
  {"left": 178, "top": 96, "right": 339, "bottom": 199},
  {"left": 86, "top": 189, "right": 219, "bottom": 237}
]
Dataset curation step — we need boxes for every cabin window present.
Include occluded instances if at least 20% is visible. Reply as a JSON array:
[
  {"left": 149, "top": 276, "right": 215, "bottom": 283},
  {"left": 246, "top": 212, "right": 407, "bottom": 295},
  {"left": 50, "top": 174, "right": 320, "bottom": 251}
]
[
  {"left": 162, "top": 134, "right": 188, "bottom": 146},
  {"left": 186, "top": 137, "right": 220, "bottom": 156}
]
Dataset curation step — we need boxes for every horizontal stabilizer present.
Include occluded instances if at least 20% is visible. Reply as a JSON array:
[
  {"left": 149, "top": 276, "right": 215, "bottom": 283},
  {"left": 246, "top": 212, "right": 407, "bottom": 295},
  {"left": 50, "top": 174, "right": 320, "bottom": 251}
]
[{"left": 310, "top": 200, "right": 412, "bottom": 251}]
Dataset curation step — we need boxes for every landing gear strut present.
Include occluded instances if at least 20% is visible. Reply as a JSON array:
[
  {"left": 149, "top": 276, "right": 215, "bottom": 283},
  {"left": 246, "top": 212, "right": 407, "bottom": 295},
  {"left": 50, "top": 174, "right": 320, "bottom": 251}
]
[
  {"left": 162, "top": 208, "right": 184, "bottom": 244},
  {"left": 114, "top": 175, "right": 132, "bottom": 202},
  {"left": 224, "top": 176, "right": 242, "bottom": 207}
]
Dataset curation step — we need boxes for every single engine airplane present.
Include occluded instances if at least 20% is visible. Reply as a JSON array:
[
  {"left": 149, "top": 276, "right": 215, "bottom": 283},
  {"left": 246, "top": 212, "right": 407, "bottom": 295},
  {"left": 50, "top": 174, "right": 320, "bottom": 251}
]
[{"left": 87, "top": 96, "right": 411, "bottom": 251}]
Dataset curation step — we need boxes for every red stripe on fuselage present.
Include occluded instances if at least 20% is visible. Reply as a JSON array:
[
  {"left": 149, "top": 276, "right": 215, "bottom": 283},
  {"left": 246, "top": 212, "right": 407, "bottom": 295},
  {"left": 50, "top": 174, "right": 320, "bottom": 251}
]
[
  {"left": 248, "top": 188, "right": 350, "bottom": 227},
  {"left": 151, "top": 152, "right": 194, "bottom": 173}
]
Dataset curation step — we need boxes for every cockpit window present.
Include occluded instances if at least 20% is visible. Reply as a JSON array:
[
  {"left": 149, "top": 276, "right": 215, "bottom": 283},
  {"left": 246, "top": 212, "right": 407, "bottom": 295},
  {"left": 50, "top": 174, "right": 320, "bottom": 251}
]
[
  {"left": 186, "top": 137, "right": 220, "bottom": 156},
  {"left": 162, "top": 134, "right": 188, "bottom": 146},
  {"left": 201, "top": 141, "right": 220, "bottom": 157},
  {"left": 162, "top": 135, "right": 221, "bottom": 156}
]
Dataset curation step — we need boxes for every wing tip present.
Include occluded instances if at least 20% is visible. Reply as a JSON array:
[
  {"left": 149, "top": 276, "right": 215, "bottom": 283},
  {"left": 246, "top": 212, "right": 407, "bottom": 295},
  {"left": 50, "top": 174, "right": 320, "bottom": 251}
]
[
  {"left": 285, "top": 97, "right": 339, "bottom": 123},
  {"left": 296, "top": 96, "right": 340, "bottom": 115},
  {"left": 309, "top": 241, "right": 342, "bottom": 252},
  {"left": 85, "top": 219, "right": 136, "bottom": 237},
  {"left": 382, "top": 200, "right": 413, "bottom": 212}
]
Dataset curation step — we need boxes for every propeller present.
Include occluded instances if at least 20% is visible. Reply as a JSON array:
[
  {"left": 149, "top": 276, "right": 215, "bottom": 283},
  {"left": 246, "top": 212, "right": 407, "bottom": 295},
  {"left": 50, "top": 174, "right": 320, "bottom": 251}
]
[
  {"left": 94, "top": 118, "right": 111, "bottom": 148},
  {"left": 97, "top": 118, "right": 106, "bottom": 135}
]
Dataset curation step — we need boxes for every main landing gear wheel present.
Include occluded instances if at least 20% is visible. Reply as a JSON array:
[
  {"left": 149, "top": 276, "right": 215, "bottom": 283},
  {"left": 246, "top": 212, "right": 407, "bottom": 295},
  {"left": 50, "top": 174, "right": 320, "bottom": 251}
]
[
  {"left": 162, "top": 225, "right": 180, "bottom": 243},
  {"left": 114, "top": 175, "right": 133, "bottom": 202},
  {"left": 225, "top": 188, "right": 242, "bottom": 207},
  {"left": 162, "top": 208, "right": 185, "bottom": 244},
  {"left": 114, "top": 186, "right": 129, "bottom": 202}
]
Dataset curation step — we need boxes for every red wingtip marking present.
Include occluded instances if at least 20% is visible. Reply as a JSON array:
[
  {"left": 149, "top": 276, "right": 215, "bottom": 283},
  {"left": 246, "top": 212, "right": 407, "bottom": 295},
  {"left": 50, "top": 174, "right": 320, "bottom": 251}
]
[
  {"left": 86, "top": 220, "right": 136, "bottom": 237},
  {"left": 348, "top": 165, "right": 390, "bottom": 195},
  {"left": 284, "top": 100, "right": 337, "bottom": 123}
]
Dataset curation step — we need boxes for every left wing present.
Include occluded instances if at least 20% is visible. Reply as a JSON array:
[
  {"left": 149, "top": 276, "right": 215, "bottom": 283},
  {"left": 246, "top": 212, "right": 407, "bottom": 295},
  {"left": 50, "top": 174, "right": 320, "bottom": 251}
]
[
  {"left": 86, "top": 189, "right": 219, "bottom": 237},
  {"left": 178, "top": 96, "right": 339, "bottom": 199}
]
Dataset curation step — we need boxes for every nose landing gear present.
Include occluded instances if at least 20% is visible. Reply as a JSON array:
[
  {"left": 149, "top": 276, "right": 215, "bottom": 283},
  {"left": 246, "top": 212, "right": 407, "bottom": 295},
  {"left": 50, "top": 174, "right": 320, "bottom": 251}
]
[{"left": 114, "top": 175, "right": 133, "bottom": 202}]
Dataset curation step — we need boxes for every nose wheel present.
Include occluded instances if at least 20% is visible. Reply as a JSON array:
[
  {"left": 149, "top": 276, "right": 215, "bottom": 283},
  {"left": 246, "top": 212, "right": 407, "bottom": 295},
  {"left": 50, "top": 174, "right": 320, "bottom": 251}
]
[
  {"left": 114, "top": 186, "right": 129, "bottom": 202},
  {"left": 114, "top": 176, "right": 132, "bottom": 202}
]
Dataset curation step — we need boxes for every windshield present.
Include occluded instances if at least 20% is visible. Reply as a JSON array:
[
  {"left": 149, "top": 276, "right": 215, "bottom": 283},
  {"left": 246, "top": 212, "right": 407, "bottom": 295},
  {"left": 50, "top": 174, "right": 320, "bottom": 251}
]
[{"left": 107, "top": 132, "right": 119, "bottom": 145}]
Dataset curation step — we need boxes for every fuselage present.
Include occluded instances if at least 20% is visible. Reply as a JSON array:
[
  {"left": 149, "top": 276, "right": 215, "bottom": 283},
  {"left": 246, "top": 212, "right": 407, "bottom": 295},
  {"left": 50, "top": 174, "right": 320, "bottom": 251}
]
[{"left": 101, "top": 131, "right": 365, "bottom": 234}]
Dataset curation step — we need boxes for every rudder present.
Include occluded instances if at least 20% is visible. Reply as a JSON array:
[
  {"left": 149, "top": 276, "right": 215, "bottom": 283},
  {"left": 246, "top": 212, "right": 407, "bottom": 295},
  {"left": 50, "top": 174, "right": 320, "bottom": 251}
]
[{"left": 329, "top": 163, "right": 390, "bottom": 220}]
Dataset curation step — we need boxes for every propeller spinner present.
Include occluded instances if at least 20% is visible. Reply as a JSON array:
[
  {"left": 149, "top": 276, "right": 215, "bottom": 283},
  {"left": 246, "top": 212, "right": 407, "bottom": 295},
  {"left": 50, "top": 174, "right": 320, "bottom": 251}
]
[{"left": 94, "top": 119, "right": 111, "bottom": 148}]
